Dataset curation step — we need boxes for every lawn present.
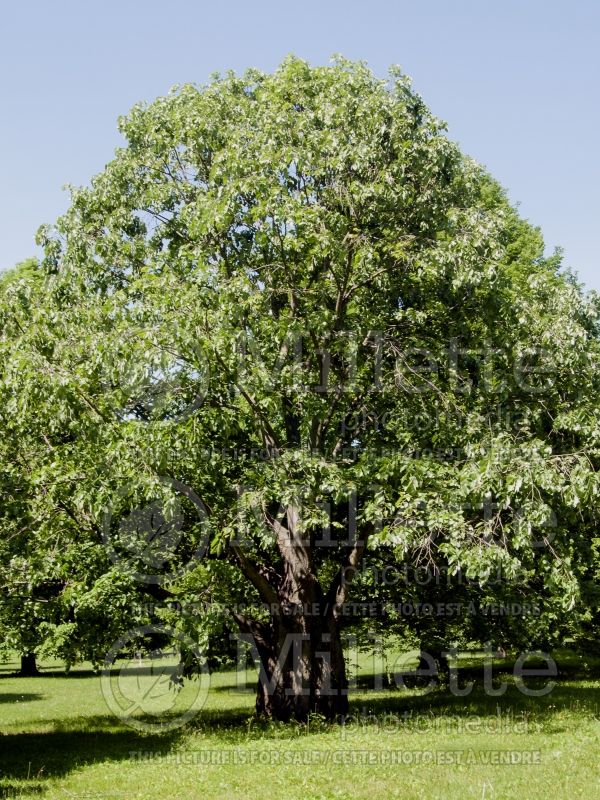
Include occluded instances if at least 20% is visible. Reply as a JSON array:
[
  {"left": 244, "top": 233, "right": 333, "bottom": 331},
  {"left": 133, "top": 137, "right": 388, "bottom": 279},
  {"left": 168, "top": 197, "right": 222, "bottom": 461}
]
[{"left": 1, "top": 650, "right": 599, "bottom": 800}]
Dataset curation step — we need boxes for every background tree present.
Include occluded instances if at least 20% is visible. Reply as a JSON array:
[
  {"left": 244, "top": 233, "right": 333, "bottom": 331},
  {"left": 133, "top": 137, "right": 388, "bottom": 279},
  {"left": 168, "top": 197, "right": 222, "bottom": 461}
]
[{"left": 0, "top": 261, "right": 155, "bottom": 673}]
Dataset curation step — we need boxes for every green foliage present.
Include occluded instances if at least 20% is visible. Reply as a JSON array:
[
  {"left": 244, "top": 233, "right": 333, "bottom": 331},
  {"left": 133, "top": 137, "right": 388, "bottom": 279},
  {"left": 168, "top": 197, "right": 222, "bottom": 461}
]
[{"left": 1, "top": 57, "right": 600, "bottom": 669}]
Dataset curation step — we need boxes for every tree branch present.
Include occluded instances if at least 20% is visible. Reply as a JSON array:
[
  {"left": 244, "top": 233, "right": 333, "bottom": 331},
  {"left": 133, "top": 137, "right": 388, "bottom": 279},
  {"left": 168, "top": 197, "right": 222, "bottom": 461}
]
[{"left": 230, "top": 542, "right": 279, "bottom": 606}]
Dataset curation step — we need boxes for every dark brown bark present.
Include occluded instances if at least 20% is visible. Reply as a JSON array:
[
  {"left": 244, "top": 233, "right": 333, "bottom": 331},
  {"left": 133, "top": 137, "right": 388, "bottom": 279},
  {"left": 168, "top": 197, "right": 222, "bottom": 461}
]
[
  {"left": 230, "top": 507, "right": 372, "bottom": 723},
  {"left": 18, "top": 652, "right": 40, "bottom": 677},
  {"left": 251, "top": 614, "right": 349, "bottom": 722}
]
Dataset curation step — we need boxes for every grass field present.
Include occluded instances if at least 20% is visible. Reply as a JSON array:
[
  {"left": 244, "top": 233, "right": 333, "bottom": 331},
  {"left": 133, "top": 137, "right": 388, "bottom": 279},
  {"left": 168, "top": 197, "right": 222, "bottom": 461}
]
[{"left": 1, "top": 650, "right": 599, "bottom": 800}]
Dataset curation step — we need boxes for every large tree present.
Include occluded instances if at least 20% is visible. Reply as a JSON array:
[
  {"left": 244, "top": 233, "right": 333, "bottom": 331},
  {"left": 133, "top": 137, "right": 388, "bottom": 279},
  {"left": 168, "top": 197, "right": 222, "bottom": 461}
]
[{"left": 3, "top": 57, "right": 600, "bottom": 718}]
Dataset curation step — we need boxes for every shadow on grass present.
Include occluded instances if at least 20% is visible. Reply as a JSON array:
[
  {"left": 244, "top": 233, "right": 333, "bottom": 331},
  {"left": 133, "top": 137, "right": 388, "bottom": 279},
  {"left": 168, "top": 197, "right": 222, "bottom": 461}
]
[
  {"left": 1, "top": 679, "right": 598, "bottom": 797},
  {"left": 0, "top": 716, "right": 184, "bottom": 798},
  {"left": 0, "top": 669, "right": 100, "bottom": 680},
  {"left": 1, "top": 664, "right": 207, "bottom": 681},
  {"left": 347, "top": 680, "right": 600, "bottom": 732},
  {"left": 0, "top": 694, "right": 44, "bottom": 704},
  {"left": 0, "top": 785, "right": 44, "bottom": 798},
  {"left": 188, "top": 679, "right": 600, "bottom": 743}
]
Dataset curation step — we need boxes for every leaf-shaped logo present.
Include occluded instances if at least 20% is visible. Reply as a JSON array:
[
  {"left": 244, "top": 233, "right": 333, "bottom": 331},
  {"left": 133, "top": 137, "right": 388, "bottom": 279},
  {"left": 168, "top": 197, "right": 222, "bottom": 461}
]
[
  {"left": 117, "top": 652, "right": 183, "bottom": 715},
  {"left": 101, "top": 625, "right": 211, "bottom": 733},
  {"left": 101, "top": 477, "right": 210, "bottom": 585}
]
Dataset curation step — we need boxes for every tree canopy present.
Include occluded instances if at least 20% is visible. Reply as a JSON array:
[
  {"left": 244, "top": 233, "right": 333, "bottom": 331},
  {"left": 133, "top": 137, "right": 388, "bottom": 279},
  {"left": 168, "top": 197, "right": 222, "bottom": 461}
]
[{"left": 1, "top": 57, "right": 600, "bottom": 716}]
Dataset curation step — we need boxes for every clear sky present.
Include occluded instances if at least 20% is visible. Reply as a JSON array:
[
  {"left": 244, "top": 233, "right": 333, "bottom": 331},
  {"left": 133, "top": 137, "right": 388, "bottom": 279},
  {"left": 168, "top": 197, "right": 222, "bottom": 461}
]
[{"left": 1, "top": 0, "right": 598, "bottom": 288}]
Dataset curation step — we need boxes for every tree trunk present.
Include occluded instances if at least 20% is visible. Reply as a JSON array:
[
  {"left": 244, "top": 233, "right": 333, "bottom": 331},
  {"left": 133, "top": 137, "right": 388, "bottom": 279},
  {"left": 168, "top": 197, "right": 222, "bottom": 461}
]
[
  {"left": 399, "top": 649, "right": 447, "bottom": 689},
  {"left": 231, "top": 505, "right": 368, "bottom": 723},
  {"left": 19, "top": 652, "right": 40, "bottom": 677},
  {"left": 252, "top": 614, "right": 349, "bottom": 722}
]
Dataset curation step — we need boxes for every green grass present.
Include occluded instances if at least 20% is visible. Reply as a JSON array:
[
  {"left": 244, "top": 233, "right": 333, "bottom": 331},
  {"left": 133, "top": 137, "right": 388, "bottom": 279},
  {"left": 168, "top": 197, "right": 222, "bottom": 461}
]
[{"left": 1, "top": 651, "right": 599, "bottom": 800}]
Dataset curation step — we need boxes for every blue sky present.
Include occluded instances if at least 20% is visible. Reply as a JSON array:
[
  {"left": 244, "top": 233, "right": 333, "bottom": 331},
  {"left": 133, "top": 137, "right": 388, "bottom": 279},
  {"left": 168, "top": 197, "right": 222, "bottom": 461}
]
[{"left": 1, "top": 0, "right": 598, "bottom": 288}]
